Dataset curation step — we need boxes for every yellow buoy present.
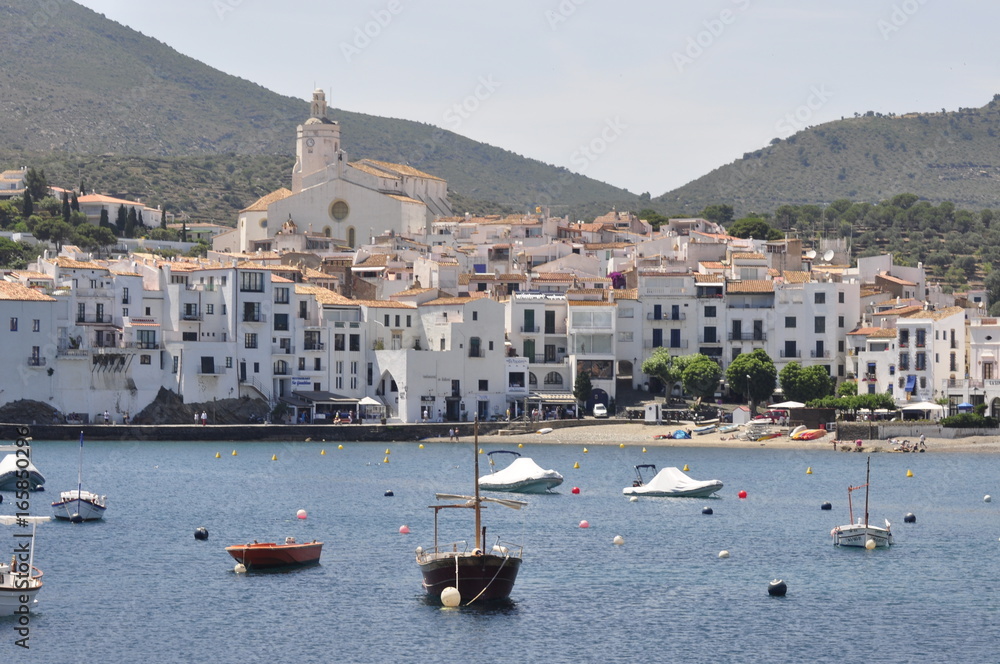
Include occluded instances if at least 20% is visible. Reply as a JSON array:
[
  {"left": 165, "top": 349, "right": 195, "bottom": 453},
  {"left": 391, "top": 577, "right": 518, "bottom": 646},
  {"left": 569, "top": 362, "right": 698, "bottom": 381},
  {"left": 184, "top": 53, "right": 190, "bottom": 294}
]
[
  {"left": 906, "top": 469, "right": 913, "bottom": 477},
  {"left": 642, "top": 447, "right": 647, "bottom": 453},
  {"left": 271, "top": 454, "right": 277, "bottom": 461},
  {"left": 384, "top": 456, "right": 390, "bottom": 463},
  {"left": 517, "top": 443, "right": 523, "bottom": 448},
  {"left": 231, "top": 450, "right": 237, "bottom": 456},
  {"left": 385, "top": 448, "right": 391, "bottom": 455},
  {"left": 419, "top": 444, "right": 424, "bottom": 449},
  {"left": 479, "top": 448, "right": 484, "bottom": 454},
  {"left": 215, "top": 452, "right": 221, "bottom": 459},
  {"left": 683, "top": 464, "right": 690, "bottom": 471},
  {"left": 806, "top": 467, "right": 813, "bottom": 474},
  {"left": 619, "top": 443, "right": 625, "bottom": 448},
  {"left": 583, "top": 447, "right": 589, "bottom": 454},
  {"left": 320, "top": 449, "right": 326, "bottom": 455},
  {"left": 338, "top": 444, "right": 343, "bottom": 450},
  {"left": 573, "top": 461, "right": 580, "bottom": 469}
]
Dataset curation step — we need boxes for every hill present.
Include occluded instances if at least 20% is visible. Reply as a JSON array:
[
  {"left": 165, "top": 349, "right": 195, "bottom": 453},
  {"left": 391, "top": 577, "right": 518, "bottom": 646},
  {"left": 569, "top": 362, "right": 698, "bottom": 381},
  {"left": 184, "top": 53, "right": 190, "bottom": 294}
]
[
  {"left": 658, "top": 100, "right": 1000, "bottom": 216},
  {"left": 0, "top": 1, "right": 637, "bottom": 218}
]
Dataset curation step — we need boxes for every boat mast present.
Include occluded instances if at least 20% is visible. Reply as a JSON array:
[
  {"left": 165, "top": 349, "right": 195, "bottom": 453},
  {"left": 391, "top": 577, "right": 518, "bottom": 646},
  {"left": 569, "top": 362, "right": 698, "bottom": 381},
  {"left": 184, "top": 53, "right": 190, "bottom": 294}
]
[
  {"left": 863, "top": 456, "right": 871, "bottom": 528},
  {"left": 77, "top": 430, "right": 84, "bottom": 498},
  {"left": 473, "top": 417, "right": 481, "bottom": 551}
]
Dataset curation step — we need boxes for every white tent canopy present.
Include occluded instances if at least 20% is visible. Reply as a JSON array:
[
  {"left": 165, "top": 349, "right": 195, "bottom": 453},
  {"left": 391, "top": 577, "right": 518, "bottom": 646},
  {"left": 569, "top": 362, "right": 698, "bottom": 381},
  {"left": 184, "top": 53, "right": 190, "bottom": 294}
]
[
  {"left": 901, "top": 401, "right": 943, "bottom": 411},
  {"left": 768, "top": 400, "right": 805, "bottom": 409}
]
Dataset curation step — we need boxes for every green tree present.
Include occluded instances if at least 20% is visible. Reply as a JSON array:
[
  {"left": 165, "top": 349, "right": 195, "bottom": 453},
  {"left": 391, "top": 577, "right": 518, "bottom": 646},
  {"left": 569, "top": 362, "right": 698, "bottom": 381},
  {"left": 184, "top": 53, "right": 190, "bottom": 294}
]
[
  {"left": 125, "top": 207, "right": 137, "bottom": 238},
  {"left": 641, "top": 348, "right": 686, "bottom": 396},
  {"left": 61, "top": 191, "right": 71, "bottom": 222},
  {"left": 837, "top": 381, "right": 858, "bottom": 397},
  {"left": 681, "top": 355, "right": 723, "bottom": 401},
  {"left": 637, "top": 208, "right": 669, "bottom": 230},
  {"left": 74, "top": 225, "right": 118, "bottom": 258},
  {"left": 779, "top": 362, "right": 835, "bottom": 403},
  {"left": 70, "top": 191, "right": 79, "bottom": 212},
  {"left": 727, "top": 216, "right": 783, "bottom": 240},
  {"left": 573, "top": 371, "right": 593, "bottom": 415},
  {"left": 701, "top": 204, "right": 734, "bottom": 225},
  {"left": 24, "top": 168, "right": 48, "bottom": 201},
  {"left": 33, "top": 218, "right": 75, "bottom": 250},
  {"left": 147, "top": 227, "right": 180, "bottom": 242},
  {"left": 0, "top": 237, "right": 28, "bottom": 268},
  {"left": 115, "top": 205, "right": 127, "bottom": 235},
  {"left": 725, "top": 349, "right": 777, "bottom": 413},
  {"left": 21, "top": 193, "right": 32, "bottom": 218},
  {"left": 99, "top": 208, "right": 111, "bottom": 229}
]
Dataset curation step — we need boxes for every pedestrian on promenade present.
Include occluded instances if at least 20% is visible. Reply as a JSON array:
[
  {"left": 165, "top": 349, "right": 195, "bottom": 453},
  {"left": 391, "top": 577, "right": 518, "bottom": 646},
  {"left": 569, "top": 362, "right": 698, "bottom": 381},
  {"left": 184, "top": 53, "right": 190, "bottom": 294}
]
[
  {"left": 201, "top": 410, "right": 207, "bottom": 426},
  {"left": 448, "top": 428, "right": 455, "bottom": 441},
  {"left": 194, "top": 411, "right": 199, "bottom": 425},
  {"left": 104, "top": 410, "right": 110, "bottom": 425}
]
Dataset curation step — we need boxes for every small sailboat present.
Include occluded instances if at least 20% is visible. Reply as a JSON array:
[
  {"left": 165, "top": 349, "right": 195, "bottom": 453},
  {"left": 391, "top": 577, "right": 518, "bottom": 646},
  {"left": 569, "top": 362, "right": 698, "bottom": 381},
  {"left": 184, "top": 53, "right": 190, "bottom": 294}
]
[
  {"left": 416, "top": 418, "right": 527, "bottom": 605},
  {"left": 832, "top": 456, "right": 892, "bottom": 548},
  {"left": 52, "top": 432, "right": 106, "bottom": 522},
  {"left": 0, "top": 516, "right": 51, "bottom": 614}
]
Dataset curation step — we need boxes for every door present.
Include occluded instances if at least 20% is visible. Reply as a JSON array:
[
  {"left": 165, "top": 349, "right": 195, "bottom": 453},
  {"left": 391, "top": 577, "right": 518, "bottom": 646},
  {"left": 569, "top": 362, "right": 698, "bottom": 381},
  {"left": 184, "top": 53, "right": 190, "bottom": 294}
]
[
  {"left": 731, "top": 320, "right": 742, "bottom": 341},
  {"left": 653, "top": 304, "right": 662, "bottom": 321},
  {"left": 670, "top": 304, "right": 680, "bottom": 320},
  {"left": 523, "top": 339, "right": 536, "bottom": 363},
  {"left": 652, "top": 329, "right": 663, "bottom": 348},
  {"left": 544, "top": 310, "right": 555, "bottom": 334},
  {"left": 523, "top": 309, "right": 535, "bottom": 333},
  {"left": 670, "top": 329, "right": 681, "bottom": 348},
  {"left": 753, "top": 320, "right": 764, "bottom": 340},
  {"left": 239, "top": 361, "right": 247, "bottom": 382}
]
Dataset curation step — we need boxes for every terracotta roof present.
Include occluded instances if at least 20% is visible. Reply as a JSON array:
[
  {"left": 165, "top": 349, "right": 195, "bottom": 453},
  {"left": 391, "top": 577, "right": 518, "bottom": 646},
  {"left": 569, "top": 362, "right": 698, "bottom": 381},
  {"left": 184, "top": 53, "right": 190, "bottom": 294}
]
[
  {"left": 77, "top": 194, "right": 147, "bottom": 207},
  {"left": 870, "top": 328, "right": 898, "bottom": 338},
  {"left": 781, "top": 271, "right": 812, "bottom": 284},
  {"left": 902, "top": 306, "right": 965, "bottom": 321},
  {"left": 699, "top": 262, "right": 725, "bottom": 270},
  {"left": 355, "top": 254, "right": 391, "bottom": 268},
  {"left": 420, "top": 293, "right": 490, "bottom": 307},
  {"left": 848, "top": 327, "right": 883, "bottom": 336},
  {"left": 726, "top": 280, "right": 774, "bottom": 294},
  {"left": 877, "top": 305, "right": 924, "bottom": 317},
  {"left": 878, "top": 273, "right": 917, "bottom": 286},
  {"left": 385, "top": 194, "right": 426, "bottom": 206},
  {"left": 295, "top": 285, "right": 353, "bottom": 305},
  {"left": 532, "top": 273, "right": 575, "bottom": 282},
  {"left": 358, "top": 299, "right": 418, "bottom": 309},
  {"left": 614, "top": 288, "right": 639, "bottom": 300},
  {"left": 390, "top": 287, "right": 436, "bottom": 298},
  {"left": 731, "top": 252, "right": 765, "bottom": 260},
  {"left": 0, "top": 282, "right": 55, "bottom": 302},
  {"left": 693, "top": 273, "right": 723, "bottom": 283},
  {"left": 271, "top": 275, "right": 294, "bottom": 283},
  {"left": 241, "top": 188, "right": 293, "bottom": 212},
  {"left": 53, "top": 257, "right": 108, "bottom": 271},
  {"left": 584, "top": 242, "right": 635, "bottom": 250},
  {"left": 354, "top": 159, "right": 444, "bottom": 182},
  {"left": 8, "top": 271, "right": 53, "bottom": 280},
  {"left": 567, "top": 299, "right": 616, "bottom": 306}
]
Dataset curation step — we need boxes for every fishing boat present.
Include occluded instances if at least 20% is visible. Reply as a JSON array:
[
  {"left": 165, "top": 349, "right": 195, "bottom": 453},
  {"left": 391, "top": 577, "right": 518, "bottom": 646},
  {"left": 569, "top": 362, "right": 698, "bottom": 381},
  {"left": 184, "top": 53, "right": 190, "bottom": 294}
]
[
  {"left": 478, "top": 450, "right": 563, "bottom": 494},
  {"left": 416, "top": 418, "right": 527, "bottom": 605},
  {"left": 622, "top": 464, "right": 724, "bottom": 498},
  {"left": 717, "top": 424, "right": 740, "bottom": 434},
  {"left": 692, "top": 424, "right": 717, "bottom": 435},
  {"left": 0, "top": 447, "right": 45, "bottom": 491},
  {"left": 0, "top": 516, "right": 51, "bottom": 614},
  {"left": 225, "top": 537, "right": 323, "bottom": 570},
  {"left": 51, "top": 432, "right": 106, "bottom": 522},
  {"left": 832, "top": 456, "right": 893, "bottom": 548}
]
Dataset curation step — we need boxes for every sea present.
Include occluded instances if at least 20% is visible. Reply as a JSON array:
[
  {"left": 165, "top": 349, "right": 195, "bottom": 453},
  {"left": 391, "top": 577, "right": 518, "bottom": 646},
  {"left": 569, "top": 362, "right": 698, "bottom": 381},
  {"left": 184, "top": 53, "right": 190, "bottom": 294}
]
[{"left": 3, "top": 435, "right": 999, "bottom": 664}]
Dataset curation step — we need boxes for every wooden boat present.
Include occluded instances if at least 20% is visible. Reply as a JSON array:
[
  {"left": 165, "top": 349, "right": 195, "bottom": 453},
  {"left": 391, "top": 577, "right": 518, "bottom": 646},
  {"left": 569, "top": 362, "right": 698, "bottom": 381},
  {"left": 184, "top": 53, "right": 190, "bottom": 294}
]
[
  {"left": 416, "top": 419, "right": 527, "bottom": 605},
  {"left": 51, "top": 432, "right": 106, "bottom": 522},
  {"left": 692, "top": 424, "right": 717, "bottom": 435},
  {"left": 832, "top": 456, "right": 893, "bottom": 548},
  {"left": 0, "top": 516, "right": 50, "bottom": 614},
  {"left": 717, "top": 424, "right": 740, "bottom": 434},
  {"left": 225, "top": 537, "right": 323, "bottom": 570}
]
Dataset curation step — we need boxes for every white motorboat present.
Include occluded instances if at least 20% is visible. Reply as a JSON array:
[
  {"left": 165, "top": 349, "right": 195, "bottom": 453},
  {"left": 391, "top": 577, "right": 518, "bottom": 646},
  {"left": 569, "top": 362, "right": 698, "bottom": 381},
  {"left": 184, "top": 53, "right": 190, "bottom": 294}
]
[
  {"left": 0, "top": 516, "right": 51, "bottom": 615},
  {"left": 0, "top": 450, "right": 45, "bottom": 491},
  {"left": 622, "top": 464, "right": 724, "bottom": 498},
  {"left": 478, "top": 451, "right": 563, "bottom": 494},
  {"left": 832, "top": 456, "right": 893, "bottom": 548},
  {"left": 52, "top": 432, "right": 106, "bottom": 522}
]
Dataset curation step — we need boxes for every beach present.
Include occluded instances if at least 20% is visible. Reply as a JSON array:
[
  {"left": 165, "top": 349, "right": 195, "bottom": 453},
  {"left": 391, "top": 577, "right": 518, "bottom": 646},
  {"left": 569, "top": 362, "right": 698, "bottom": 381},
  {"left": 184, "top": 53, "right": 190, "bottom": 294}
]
[{"left": 431, "top": 421, "right": 1000, "bottom": 453}]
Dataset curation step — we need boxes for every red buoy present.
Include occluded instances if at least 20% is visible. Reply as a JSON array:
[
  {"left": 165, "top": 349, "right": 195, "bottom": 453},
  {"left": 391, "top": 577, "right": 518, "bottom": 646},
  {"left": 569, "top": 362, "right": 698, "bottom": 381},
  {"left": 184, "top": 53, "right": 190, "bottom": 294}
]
[
  {"left": 738, "top": 490, "right": 748, "bottom": 499},
  {"left": 571, "top": 487, "right": 581, "bottom": 494}
]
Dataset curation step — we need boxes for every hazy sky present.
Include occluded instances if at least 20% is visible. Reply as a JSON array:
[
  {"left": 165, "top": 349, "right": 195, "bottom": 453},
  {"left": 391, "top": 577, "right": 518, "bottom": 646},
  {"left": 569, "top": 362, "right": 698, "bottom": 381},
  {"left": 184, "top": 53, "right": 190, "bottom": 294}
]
[{"left": 74, "top": 0, "right": 1000, "bottom": 196}]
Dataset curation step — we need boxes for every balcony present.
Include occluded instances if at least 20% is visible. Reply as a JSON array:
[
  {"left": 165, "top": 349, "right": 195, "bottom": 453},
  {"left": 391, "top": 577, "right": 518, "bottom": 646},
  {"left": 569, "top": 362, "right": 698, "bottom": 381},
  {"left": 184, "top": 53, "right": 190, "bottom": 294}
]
[
  {"left": 526, "top": 354, "right": 569, "bottom": 364},
  {"left": 698, "top": 336, "right": 722, "bottom": 345},
  {"left": 181, "top": 311, "right": 202, "bottom": 321},
  {"left": 272, "top": 345, "right": 295, "bottom": 355},
  {"left": 273, "top": 365, "right": 291, "bottom": 376},
  {"left": 810, "top": 350, "right": 831, "bottom": 358},
  {"left": 520, "top": 325, "right": 540, "bottom": 333},
  {"left": 303, "top": 342, "right": 326, "bottom": 351},
  {"left": 27, "top": 356, "right": 46, "bottom": 366},
  {"left": 727, "top": 302, "right": 774, "bottom": 309},
  {"left": 124, "top": 341, "right": 161, "bottom": 350},
  {"left": 643, "top": 340, "right": 688, "bottom": 349},
  {"left": 76, "top": 314, "right": 113, "bottom": 325},
  {"left": 728, "top": 332, "right": 766, "bottom": 342},
  {"left": 863, "top": 373, "right": 877, "bottom": 381},
  {"left": 242, "top": 313, "right": 267, "bottom": 323},
  {"left": 197, "top": 366, "right": 226, "bottom": 376},
  {"left": 779, "top": 350, "right": 802, "bottom": 358},
  {"left": 647, "top": 312, "right": 686, "bottom": 321}
]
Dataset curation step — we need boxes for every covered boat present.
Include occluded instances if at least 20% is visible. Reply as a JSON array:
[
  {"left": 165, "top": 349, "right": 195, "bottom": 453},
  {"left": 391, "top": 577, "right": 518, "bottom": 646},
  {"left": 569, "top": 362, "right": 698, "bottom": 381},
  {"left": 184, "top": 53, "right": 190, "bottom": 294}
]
[
  {"left": 692, "top": 424, "right": 716, "bottom": 435},
  {"left": 0, "top": 451, "right": 45, "bottom": 491},
  {"left": 225, "top": 537, "right": 323, "bottom": 570},
  {"left": 622, "top": 464, "right": 724, "bottom": 498},
  {"left": 478, "top": 451, "right": 563, "bottom": 494}
]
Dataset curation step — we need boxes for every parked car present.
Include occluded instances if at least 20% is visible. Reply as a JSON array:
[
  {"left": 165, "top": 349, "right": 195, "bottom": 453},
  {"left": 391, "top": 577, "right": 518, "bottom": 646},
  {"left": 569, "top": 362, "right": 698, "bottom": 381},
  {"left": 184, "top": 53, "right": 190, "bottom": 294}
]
[{"left": 593, "top": 403, "right": 608, "bottom": 418}]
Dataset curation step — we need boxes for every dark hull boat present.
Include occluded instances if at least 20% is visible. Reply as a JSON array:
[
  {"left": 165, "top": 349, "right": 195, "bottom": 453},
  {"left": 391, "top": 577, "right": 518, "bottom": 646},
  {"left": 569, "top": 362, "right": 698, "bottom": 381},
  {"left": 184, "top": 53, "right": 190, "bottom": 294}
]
[
  {"left": 416, "top": 419, "right": 527, "bottom": 605},
  {"left": 226, "top": 538, "right": 323, "bottom": 570}
]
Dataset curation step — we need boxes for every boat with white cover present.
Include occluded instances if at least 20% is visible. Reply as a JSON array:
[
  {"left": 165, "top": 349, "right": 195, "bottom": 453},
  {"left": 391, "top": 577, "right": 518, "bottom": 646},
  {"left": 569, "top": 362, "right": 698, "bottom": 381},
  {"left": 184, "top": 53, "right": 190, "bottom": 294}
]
[
  {"left": 832, "top": 456, "right": 893, "bottom": 548},
  {"left": 479, "top": 451, "right": 563, "bottom": 493},
  {"left": 0, "top": 449, "right": 45, "bottom": 491},
  {"left": 622, "top": 464, "right": 724, "bottom": 498},
  {"left": 0, "top": 516, "right": 51, "bottom": 615}
]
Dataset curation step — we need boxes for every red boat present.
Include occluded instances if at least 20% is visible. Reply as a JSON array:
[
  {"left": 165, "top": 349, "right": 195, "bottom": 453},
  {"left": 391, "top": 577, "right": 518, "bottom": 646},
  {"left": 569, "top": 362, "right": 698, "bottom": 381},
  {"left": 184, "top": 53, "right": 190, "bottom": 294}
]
[{"left": 225, "top": 537, "right": 323, "bottom": 570}]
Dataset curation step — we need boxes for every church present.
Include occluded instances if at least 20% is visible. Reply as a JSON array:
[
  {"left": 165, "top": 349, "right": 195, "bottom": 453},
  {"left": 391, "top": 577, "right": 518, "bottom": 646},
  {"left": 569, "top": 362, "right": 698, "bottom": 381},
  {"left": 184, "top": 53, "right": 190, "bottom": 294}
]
[{"left": 215, "top": 89, "right": 452, "bottom": 253}]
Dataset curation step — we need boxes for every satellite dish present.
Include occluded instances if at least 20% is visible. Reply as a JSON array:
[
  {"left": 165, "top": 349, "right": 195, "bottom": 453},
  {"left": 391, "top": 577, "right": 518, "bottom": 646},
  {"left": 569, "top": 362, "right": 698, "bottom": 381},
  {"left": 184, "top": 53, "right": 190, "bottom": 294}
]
[
  {"left": 823, "top": 249, "right": 835, "bottom": 262},
  {"left": 805, "top": 249, "right": 817, "bottom": 259}
]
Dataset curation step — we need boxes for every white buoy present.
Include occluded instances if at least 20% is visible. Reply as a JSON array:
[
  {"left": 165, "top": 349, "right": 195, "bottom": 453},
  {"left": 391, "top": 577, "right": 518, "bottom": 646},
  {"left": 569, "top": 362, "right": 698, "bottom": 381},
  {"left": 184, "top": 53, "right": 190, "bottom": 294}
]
[
  {"left": 985, "top": 495, "right": 992, "bottom": 503},
  {"left": 865, "top": 538, "right": 876, "bottom": 550},
  {"left": 629, "top": 496, "right": 638, "bottom": 503},
  {"left": 718, "top": 550, "right": 730, "bottom": 558},
  {"left": 441, "top": 587, "right": 461, "bottom": 607},
  {"left": 613, "top": 535, "right": 624, "bottom": 546},
  {"left": 234, "top": 563, "right": 247, "bottom": 574}
]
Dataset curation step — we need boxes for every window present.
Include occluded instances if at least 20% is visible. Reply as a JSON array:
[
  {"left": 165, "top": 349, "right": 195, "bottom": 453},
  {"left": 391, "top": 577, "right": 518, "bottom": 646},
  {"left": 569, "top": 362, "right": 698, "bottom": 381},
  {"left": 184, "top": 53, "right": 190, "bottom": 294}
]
[
  {"left": 330, "top": 199, "right": 349, "bottom": 221},
  {"left": 406, "top": 315, "right": 411, "bottom": 327},
  {"left": 814, "top": 316, "right": 826, "bottom": 334},
  {"left": 336, "top": 376, "right": 343, "bottom": 389},
  {"left": 395, "top": 315, "right": 400, "bottom": 327},
  {"left": 915, "top": 352, "right": 926, "bottom": 371},
  {"left": 618, "top": 331, "right": 634, "bottom": 342},
  {"left": 899, "top": 352, "right": 909, "bottom": 370},
  {"left": 274, "top": 313, "right": 289, "bottom": 331},
  {"left": 137, "top": 329, "right": 156, "bottom": 349},
  {"left": 384, "top": 315, "right": 390, "bottom": 327},
  {"left": 479, "top": 379, "right": 489, "bottom": 391},
  {"left": 349, "top": 334, "right": 360, "bottom": 352},
  {"left": 618, "top": 307, "right": 634, "bottom": 319},
  {"left": 814, "top": 292, "right": 826, "bottom": 304},
  {"left": 9, "top": 318, "right": 16, "bottom": 331},
  {"left": 350, "top": 376, "right": 358, "bottom": 389},
  {"left": 838, "top": 292, "right": 845, "bottom": 304},
  {"left": 367, "top": 362, "right": 373, "bottom": 386},
  {"left": 314, "top": 358, "right": 321, "bottom": 371},
  {"left": 473, "top": 311, "right": 478, "bottom": 321},
  {"left": 140, "top": 355, "right": 151, "bottom": 365},
  {"left": 226, "top": 357, "right": 233, "bottom": 368},
  {"left": 77, "top": 302, "right": 85, "bottom": 322},
  {"left": 245, "top": 333, "right": 258, "bottom": 349},
  {"left": 469, "top": 337, "right": 482, "bottom": 358},
  {"left": 915, "top": 329, "right": 926, "bottom": 347},
  {"left": 221, "top": 304, "right": 227, "bottom": 315},
  {"left": 206, "top": 304, "right": 214, "bottom": 315},
  {"left": 122, "top": 287, "right": 129, "bottom": 304},
  {"left": 489, "top": 341, "right": 494, "bottom": 351},
  {"left": 704, "top": 306, "right": 717, "bottom": 318},
  {"left": 899, "top": 330, "right": 909, "bottom": 347},
  {"left": 182, "top": 332, "right": 197, "bottom": 341},
  {"left": 240, "top": 271, "right": 264, "bottom": 292},
  {"left": 544, "top": 372, "right": 563, "bottom": 385},
  {"left": 703, "top": 327, "right": 717, "bottom": 343},
  {"left": 334, "top": 334, "right": 345, "bottom": 351},
  {"left": 253, "top": 362, "right": 259, "bottom": 373},
  {"left": 172, "top": 356, "right": 179, "bottom": 374},
  {"left": 838, "top": 315, "right": 844, "bottom": 328},
  {"left": 351, "top": 361, "right": 358, "bottom": 376},
  {"left": 838, "top": 340, "right": 845, "bottom": 352},
  {"left": 32, "top": 319, "right": 39, "bottom": 332},
  {"left": 298, "top": 358, "right": 306, "bottom": 370},
  {"left": 243, "top": 302, "right": 261, "bottom": 322},
  {"left": 274, "top": 287, "right": 290, "bottom": 304},
  {"left": 950, "top": 352, "right": 957, "bottom": 372},
  {"left": 785, "top": 316, "right": 796, "bottom": 328}
]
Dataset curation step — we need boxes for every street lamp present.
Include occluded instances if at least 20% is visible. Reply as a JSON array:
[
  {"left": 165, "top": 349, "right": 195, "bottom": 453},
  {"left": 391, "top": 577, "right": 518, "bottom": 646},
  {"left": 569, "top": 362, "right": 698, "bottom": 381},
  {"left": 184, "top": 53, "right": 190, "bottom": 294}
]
[{"left": 746, "top": 375, "right": 752, "bottom": 413}]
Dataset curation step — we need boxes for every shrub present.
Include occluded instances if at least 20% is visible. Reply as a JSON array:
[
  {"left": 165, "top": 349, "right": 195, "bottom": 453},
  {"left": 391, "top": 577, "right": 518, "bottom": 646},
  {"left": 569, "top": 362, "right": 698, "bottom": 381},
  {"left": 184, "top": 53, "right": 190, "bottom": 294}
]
[{"left": 940, "top": 413, "right": 997, "bottom": 428}]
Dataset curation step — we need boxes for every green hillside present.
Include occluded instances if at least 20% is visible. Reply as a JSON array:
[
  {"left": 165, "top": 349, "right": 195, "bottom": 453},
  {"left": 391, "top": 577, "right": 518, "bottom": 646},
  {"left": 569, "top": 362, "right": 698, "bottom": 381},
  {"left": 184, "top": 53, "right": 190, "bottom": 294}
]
[
  {"left": 658, "top": 100, "right": 1000, "bottom": 216},
  {"left": 0, "top": 1, "right": 637, "bottom": 218}
]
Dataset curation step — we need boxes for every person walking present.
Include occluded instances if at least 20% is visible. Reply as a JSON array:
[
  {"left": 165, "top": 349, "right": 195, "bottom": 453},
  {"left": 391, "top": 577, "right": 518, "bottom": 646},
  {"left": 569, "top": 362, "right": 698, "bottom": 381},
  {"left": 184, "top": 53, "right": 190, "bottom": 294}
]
[
  {"left": 201, "top": 410, "right": 208, "bottom": 426},
  {"left": 103, "top": 409, "right": 110, "bottom": 425},
  {"left": 194, "top": 411, "right": 200, "bottom": 425},
  {"left": 448, "top": 427, "right": 455, "bottom": 442}
]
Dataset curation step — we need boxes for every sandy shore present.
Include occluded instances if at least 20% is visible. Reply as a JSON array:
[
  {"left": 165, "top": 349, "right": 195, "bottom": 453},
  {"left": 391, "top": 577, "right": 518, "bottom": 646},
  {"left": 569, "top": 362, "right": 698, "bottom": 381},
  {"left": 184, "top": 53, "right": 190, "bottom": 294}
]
[{"left": 426, "top": 422, "right": 1000, "bottom": 454}]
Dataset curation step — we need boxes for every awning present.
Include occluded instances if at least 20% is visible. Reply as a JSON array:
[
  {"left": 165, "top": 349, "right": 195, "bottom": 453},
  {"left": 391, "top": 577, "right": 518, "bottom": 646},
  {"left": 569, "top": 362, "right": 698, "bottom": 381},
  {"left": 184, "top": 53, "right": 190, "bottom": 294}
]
[
  {"left": 292, "top": 390, "right": 359, "bottom": 405},
  {"left": 957, "top": 402, "right": 974, "bottom": 411},
  {"left": 901, "top": 401, "right": 943, "bottom": 411},
  {"left": 905, "top": 375, "right": 916, "bottom": 392},
  {"left": 529, "top": 392, "right": 577, "bottom": 404},
  {"left": 358, "top": 396, "right": 381, "bottom": 406}
]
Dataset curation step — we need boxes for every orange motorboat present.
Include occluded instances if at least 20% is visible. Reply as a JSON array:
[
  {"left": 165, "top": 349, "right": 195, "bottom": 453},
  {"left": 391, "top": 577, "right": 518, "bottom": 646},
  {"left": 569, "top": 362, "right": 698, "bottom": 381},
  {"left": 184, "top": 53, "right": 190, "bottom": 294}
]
[{"left": 225, "top": 537, "right": 323, "bottom": 570}]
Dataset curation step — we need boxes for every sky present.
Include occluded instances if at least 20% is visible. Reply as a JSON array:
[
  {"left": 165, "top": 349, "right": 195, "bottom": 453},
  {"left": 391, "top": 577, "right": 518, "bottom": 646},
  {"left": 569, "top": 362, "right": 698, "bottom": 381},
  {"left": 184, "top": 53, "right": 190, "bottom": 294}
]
[{"left": 73, "top": 0, "right": 1000, "bottom": 197}]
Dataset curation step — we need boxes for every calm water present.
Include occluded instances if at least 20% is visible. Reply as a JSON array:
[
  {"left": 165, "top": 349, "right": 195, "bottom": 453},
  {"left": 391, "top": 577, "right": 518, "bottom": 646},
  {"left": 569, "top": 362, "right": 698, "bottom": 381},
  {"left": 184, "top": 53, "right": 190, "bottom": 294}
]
[{"left": 3, "top": 437, "right": 999, "bottom": 663}]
